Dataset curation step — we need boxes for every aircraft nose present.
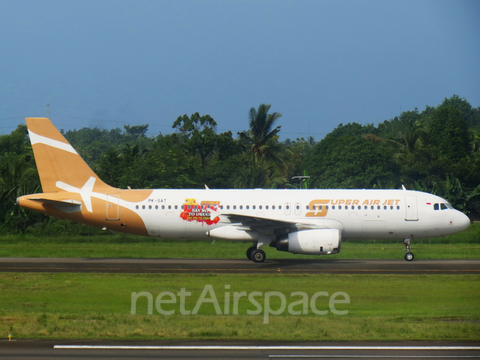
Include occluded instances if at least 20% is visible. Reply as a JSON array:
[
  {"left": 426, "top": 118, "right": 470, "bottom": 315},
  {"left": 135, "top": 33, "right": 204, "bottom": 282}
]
[{"left": 456, "top": 212, "right": 470, "bottom": 231}]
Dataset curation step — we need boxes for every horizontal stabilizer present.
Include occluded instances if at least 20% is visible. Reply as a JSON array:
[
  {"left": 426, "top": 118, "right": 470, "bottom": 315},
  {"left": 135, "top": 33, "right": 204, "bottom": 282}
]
[{"left": 29, "top": 198, "right": 82, "bottom": 213}]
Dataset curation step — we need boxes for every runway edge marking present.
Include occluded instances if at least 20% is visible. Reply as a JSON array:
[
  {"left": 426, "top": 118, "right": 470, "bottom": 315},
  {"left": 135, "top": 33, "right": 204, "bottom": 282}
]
[{"left": 54, "top": 345, "right": 480, "bottom": 350}]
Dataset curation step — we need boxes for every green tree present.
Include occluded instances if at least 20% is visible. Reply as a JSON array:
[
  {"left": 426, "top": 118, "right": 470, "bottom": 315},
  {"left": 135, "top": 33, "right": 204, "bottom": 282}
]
[
  {"left": 234, "top": 153, "right": 287, "bottom": 189},
  {"left": 430, "top": 106, "right": 469, "bottom": 162},
  {"left": 307, "top": 134, "right": 397, "bottom": 189},
  {"left": 172, "top": 113, "right": 218, "bottom": 168},
  {"left": 238, "top": 104, "right": 282, "bottom": 158},
  {"left": 438, "top": 95, "right": 478, "bottom": 128},
  {"left": 236, "top": 104, "right": 292, "bottom": 188},
  {"left": 124, "top": 124, "right": 149, "bottom": 138}
]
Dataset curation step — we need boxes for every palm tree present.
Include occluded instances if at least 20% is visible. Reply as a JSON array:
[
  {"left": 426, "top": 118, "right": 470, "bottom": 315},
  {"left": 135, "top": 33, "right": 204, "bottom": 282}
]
[
  {"left": 238, "top": 104, "right": 282, "bottom": 157},
  {"left": 236, "top": 104, "right": 293, "bottom": 188}
]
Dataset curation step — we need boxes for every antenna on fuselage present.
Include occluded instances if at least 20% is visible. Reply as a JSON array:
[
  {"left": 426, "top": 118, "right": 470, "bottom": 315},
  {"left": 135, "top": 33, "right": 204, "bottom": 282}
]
[{"left": 402, "top": 185, "right": 407, "bottom": 190}]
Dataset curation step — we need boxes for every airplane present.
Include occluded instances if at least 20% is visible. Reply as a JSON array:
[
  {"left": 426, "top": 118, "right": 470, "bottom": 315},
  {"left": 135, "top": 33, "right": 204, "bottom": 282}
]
[{"left": 17, "top": 118, "right": 471, "bottom": 263}]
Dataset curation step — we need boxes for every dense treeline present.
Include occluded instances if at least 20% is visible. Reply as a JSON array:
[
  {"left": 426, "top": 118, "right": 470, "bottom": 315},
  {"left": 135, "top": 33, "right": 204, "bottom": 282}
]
[{"left": 1, "top": 95, "right": 479, "bottom": 234}]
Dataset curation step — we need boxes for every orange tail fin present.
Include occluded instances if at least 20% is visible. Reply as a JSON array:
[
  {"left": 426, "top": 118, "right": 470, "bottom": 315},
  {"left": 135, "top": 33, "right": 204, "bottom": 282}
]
[{"left": 26, "top": 118, "right": 116, "bottom": 194}]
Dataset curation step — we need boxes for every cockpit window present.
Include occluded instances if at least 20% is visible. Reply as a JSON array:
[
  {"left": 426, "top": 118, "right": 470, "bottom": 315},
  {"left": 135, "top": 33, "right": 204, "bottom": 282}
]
[{"left": 434, "top": 203, "right": 451, "bottom": 210}]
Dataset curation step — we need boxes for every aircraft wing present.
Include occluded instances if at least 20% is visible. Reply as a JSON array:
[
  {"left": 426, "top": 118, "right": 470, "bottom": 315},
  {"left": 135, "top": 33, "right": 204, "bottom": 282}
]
[{"left": 219, "top": 213, "right": 329, "bottom": 236}]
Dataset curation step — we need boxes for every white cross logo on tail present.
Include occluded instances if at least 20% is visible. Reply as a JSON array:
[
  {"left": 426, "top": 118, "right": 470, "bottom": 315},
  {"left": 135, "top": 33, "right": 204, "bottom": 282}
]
[{"left": 56, "top": 177, "right": 96, "bottom": 212}]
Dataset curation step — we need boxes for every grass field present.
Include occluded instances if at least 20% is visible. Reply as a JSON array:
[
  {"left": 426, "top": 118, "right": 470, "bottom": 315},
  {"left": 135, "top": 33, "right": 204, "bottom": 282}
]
[
  {"left": 0, "top": 224, "right": 478, "bottom": 341},
  {"left": 0, "top": 223, "right": 479, "bottom": 260},
  {"left": 0, "top": 273, "right": 479, "bottom": 341}
]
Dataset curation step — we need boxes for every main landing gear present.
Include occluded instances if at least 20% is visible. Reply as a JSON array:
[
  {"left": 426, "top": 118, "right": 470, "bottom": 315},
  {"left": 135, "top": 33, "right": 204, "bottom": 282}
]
[
  {"left": 246, "top": 244, "right": 266, "bottom": 263},
  {"left": 404, "top": 238, "right": 414, "bottom": 261}
]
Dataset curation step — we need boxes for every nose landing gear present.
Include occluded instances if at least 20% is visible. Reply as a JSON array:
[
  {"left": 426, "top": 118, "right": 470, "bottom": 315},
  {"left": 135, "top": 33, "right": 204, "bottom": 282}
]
[{"left": 404, "top": 238, "right": 414, "bottom": 261}]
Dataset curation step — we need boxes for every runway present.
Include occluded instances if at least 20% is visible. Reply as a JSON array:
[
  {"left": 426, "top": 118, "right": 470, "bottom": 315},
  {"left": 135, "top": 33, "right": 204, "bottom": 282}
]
[
  {"left": 1, "top": 340, "right": 480, "bottom": 359},
  {"left": 1, "top": 258, "right": 479, "bottom": 274}
]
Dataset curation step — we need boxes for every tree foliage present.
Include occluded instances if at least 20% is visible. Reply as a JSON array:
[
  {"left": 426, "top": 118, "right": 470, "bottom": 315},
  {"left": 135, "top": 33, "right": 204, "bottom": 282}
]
[{"left": 0, "top": 95, "right": 479, "bottom": 234}]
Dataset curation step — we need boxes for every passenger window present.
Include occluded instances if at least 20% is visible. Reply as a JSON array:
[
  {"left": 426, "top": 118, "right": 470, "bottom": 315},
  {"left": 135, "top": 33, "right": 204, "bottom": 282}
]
[
  {"left": 345, "top": 206, "right": 348, "bottom": 210},
  {"left": 377, "top": 206, "right": 381, "bottom": 210},
  {"left": 326, "top": 206, "right": 329, "bottom": 210},
  {"left": 227, "top": 205, "right": 230, "bottom": 210},
  {"left": 279, "top": 205, "right": 282, "bottom": 210},
  {"left": 168, "top": 205, "right": 171, "bottom": 210},
  {"left": 396, "top": 206, "right": 400, "bottom": 210},
  {"left": 162, "top": 205, "right": 165, "bottom": 210},
  {"left": 332, "top": 206, "right": 336, "bottom": 210},
  {"left": 149, "top": 205, "right": 152, "bottom": 210},
  {"left": 272, "top": 205, "right": 275, "bottom": 210},
  {"left": 306, "top": 205, "right": 309, "bottom": 210},
  {"left": 441, "top": 203, "right": 447, "bottom": 210},
  {"left": 296, "top": 205, "right": 299, "bottom": 210},
  {"left": 319, "top": 205, "right": 323, "bottom": 210},
  {"left": 339, "top": 206, "right": 342, "bottom": 210},
  {"left": 390, "top": 206, "right": 393, "bottom": 210},
  {"left": 266, "top": 205, "right": 269, "bottom": 210},
  {"left": 233, "top": 205, "right": 236, "bottom": 210},
  {"left": 286, "top": 205, "right": 289, "bottom": 210},
  {"left": 155, "top": 205, "right": 158, "bottom": 210},
  {"left": 135, "top": 205, "right": 139, "bottom": 210},
  {"left": 434, "top": 203, "right": 439, "bottom": 210},
  {"left": 240, "top": 205, "right": 243, "bottom": 210},
  {"left": 181, "top": 205, "right": 184, "bottom": 210},
  {"left": 175, "top": 205, "right": 178, "bottom": 210},
  {"left": 142, "top": 205, "right": 145, "bottom": 210},
  {"left": 253, "top": 205, "right": 256, "bottom": 210},
  {"left": 364, "top": 206, "right": 368, "bottom": 210},
  {"left": 259, "top": 205, "right": 262, "bottom": 210},
  {"left": 371, "top": 205, "right": 374, "bottom": 210}
]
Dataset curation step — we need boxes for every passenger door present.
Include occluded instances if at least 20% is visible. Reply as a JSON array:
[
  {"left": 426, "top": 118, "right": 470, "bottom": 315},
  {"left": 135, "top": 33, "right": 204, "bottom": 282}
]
[{"left": 405, "top": 195, "right": 418, "bottom": 221}]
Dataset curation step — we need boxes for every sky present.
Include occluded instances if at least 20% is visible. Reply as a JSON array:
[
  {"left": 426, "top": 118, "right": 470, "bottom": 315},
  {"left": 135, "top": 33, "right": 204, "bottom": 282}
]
[{"left": 0, "top": 0, "right": 479, "bottom": 140}]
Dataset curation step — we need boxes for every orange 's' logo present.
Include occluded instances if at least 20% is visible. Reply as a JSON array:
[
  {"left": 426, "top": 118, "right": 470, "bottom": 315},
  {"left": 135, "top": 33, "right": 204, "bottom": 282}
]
[{"left": 305, "top": 199, "right": 330, "bottom": 217}]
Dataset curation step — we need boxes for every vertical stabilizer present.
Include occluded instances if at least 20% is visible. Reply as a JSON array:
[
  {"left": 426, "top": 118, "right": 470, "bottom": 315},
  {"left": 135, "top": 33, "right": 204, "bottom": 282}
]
[{"left": 26, "top": 117, "right": 115, "bottom": 193}]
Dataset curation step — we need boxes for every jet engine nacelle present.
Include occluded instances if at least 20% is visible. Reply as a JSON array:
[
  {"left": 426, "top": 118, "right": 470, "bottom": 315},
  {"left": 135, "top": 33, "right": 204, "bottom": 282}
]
[{"left": 274, "top": 229, "right": 341, "bottom": 255}]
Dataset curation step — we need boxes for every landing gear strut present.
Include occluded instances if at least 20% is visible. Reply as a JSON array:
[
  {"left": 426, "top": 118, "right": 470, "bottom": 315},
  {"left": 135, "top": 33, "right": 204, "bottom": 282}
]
[
  {"left": 404, "top": 238, "right": 414, "bottom": 261},
  {"left": 246, "top": 244, "right": 266, "bottom": 263}
]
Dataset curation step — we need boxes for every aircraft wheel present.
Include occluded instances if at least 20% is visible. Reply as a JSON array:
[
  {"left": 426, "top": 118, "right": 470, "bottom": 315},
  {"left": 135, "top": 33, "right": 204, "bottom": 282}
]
[
  {"left": 404, "top": 252, "right": 414, "bottom": 261},
  {"left": 246, "top": 246, "right": 256, "bottom": 260},
  {"left": 251, "top": 249, "right": 266, "bottom": 263}
]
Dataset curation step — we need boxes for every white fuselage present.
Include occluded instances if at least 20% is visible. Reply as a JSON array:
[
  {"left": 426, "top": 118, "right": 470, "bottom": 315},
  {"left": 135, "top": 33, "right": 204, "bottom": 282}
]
[{"left": 122, "top": 189, "right": 470, "bottom": 241}]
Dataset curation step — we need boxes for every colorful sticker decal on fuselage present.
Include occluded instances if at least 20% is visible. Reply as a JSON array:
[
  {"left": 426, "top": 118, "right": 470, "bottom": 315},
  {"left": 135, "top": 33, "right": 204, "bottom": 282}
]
[
  {"left": 306, "top": 198, "right": 402, "bottom": 217},
  {"left": 180, "top": 198, "right": 220, "bottom": 225}
]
